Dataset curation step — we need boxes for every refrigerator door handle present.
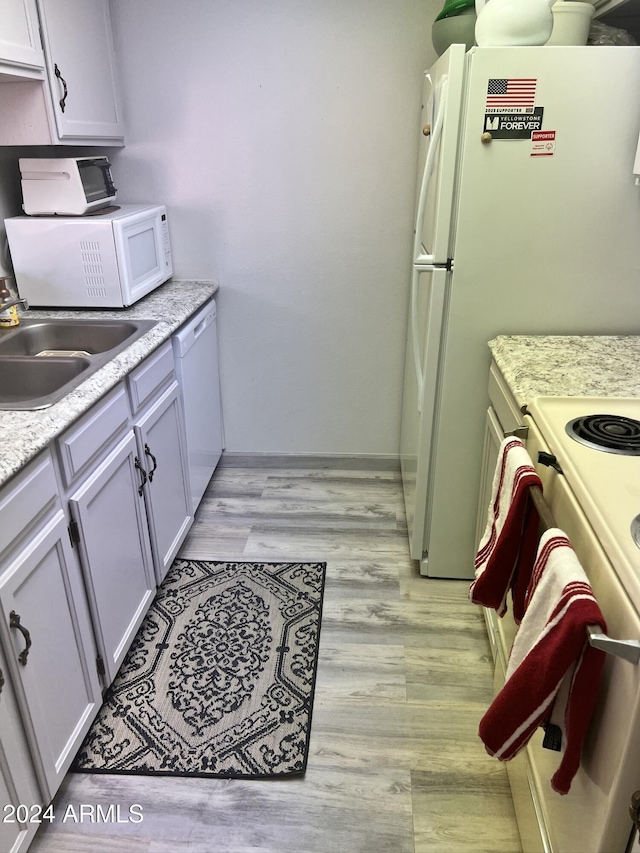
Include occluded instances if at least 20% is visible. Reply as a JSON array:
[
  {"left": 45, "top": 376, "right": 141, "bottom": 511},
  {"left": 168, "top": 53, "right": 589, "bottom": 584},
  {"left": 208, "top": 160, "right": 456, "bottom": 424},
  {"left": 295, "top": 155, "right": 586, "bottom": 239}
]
[
  {"left": 410, "top": 267, "right": 448, "bottom": 413},
  {"left": 413, "top": 77, "right": 448, "bottom": 266},
  {"left": 410, "top": 267, "right": 424, "bottom": 409}
]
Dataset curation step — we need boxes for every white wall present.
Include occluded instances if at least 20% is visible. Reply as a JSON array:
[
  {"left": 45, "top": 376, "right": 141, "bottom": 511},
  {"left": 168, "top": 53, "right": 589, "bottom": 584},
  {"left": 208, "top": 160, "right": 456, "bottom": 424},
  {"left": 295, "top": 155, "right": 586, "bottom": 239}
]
[{"left": 110, "top": 0, "right": 438, "bottom": 456}]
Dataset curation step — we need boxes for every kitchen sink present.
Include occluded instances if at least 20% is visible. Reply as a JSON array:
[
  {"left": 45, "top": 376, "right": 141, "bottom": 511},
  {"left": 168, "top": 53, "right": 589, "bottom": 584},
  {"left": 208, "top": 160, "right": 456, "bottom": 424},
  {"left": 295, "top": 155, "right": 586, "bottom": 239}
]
[
  {"left": 0, "top": 356, "right": 92, "bottom": 408},
  {"left": 0, "top": 319, "right": 152, "bottom": 357},
  {"left": 0, "top": 318, "right": 158, "bottom": 410}
]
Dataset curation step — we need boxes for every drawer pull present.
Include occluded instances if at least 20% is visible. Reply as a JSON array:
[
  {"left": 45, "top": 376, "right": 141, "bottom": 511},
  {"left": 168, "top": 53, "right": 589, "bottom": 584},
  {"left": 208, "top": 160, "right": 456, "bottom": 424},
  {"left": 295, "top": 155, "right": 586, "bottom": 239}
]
[
  {"left": 134, "top": 457, "right": 148, "bottom": 496},
  {"left": 144, "top": 444, "right": 158, "bottom": 482},
  {"left": 10, "top": 611, "right": 32, "bottom": 666}
]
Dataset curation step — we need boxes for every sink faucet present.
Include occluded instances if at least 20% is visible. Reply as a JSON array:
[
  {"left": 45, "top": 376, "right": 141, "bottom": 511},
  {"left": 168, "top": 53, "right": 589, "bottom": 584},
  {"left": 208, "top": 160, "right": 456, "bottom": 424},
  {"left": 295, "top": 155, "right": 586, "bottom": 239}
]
[{"left": 1, "top": 297, "right": 28, "bottom": 311}]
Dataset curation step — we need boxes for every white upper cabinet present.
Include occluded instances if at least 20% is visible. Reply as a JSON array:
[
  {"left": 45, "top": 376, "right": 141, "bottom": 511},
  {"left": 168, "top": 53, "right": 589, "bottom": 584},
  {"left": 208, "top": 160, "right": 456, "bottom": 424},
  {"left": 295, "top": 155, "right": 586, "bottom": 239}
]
[
  {"left": 36, "top": 0, "right": 124, "bottom": 144},
  {"left": 0, "top": 0, "right": 45, "bottom": 80},
  {"left": 0, "top": 0, "right": 124, "bottom": 146}
]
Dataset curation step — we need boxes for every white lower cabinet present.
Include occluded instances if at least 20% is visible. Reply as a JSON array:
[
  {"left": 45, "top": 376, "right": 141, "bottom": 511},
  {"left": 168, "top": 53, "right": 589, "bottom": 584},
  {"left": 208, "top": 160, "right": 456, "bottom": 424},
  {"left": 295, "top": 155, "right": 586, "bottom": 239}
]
[
  {"left": 69, "top": 431, "right": 155, "bottom": 686},
  {"left": 57, "top": 343, "right": 192, "bottom": 684},
  {"left": 0, "top": 337, "right": 195, "bottom": 851},
  {"left": 133, "top": 381, "right": 192, "bottom": 585},
  {"left": 476, "top": 361, "right": 553, "bottom": 853},
  {"left": 127, "top": 341, "right": 193, "bottom": 586},
  {"left": 0, "top": 475, "right": 102, "bottom": 803},
  {"left": 0, "top": 642, "right": 41, "bottom": 853}
]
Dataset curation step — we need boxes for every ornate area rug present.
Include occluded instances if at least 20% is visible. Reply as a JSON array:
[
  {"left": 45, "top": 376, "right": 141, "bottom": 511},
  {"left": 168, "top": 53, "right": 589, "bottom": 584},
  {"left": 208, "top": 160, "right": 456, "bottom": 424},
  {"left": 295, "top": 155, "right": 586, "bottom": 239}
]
[{"left": 72, "top": 560, "right": 326, "bottom": 778}]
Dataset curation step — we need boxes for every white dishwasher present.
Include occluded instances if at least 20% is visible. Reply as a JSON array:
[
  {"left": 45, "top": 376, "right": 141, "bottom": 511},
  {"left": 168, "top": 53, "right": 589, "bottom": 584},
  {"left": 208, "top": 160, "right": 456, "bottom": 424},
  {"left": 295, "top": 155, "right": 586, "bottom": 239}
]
[{"left": 172, "top": 298, "right": 223, "bottom": 513}]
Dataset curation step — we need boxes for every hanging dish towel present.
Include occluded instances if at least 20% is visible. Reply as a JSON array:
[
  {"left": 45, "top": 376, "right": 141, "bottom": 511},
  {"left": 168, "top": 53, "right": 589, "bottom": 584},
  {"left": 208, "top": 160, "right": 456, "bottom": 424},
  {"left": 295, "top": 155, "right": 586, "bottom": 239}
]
[
  {"left": 478, "top": 529, "right": 607, "bottom": 795},
  {"left": 470, "top": 436, "right": 542, "bottom": 622}
]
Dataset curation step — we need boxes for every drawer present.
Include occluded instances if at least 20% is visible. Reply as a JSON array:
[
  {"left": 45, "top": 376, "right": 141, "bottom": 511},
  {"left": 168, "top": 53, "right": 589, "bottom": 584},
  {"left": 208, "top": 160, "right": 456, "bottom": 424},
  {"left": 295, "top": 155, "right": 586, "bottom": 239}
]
[
  {"left": 0, "top": 450, "right": 59, "bottom": 558},
  {"left": 127, "top": 341, "right": 175, "bottom": 415},
  {"left": 56, "top": 384, "right": 131, "bottom": 489}
]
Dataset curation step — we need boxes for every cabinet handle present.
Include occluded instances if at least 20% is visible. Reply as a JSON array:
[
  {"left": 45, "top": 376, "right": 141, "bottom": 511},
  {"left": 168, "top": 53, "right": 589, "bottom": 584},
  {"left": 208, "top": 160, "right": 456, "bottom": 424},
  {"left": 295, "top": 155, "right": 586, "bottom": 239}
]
[
  {"left": 54, "top": 64, "right": 68, "bottom": 113},
  {"left": 0, "top": 667, "right": 4, "bottom": 696},
  {"left": 630, "top": 791, "right": 640, "bottom": 832},
  {"left": 144, "top": 443, "right": 158, "bottom": 482},
  {"left": 9, "top": 612, "right": 32, "bottom": 666},
  {"left": 134, "top": 456, "right": 148, "bottom": 496}
]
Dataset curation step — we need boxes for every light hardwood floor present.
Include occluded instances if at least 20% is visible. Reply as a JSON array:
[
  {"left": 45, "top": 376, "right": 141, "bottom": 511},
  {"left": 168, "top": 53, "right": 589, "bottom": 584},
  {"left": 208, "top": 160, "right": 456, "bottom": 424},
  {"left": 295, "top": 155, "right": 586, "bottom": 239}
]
[{"left": 30, "top": 460, "right": 522, "bottom": 853}]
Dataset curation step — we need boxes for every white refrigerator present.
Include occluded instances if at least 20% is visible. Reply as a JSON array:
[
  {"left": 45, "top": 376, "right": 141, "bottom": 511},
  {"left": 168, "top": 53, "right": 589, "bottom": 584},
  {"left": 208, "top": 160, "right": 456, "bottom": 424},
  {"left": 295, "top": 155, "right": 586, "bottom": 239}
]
[{"left": 400, "top": 44, "right": 640, "bottom": 579}]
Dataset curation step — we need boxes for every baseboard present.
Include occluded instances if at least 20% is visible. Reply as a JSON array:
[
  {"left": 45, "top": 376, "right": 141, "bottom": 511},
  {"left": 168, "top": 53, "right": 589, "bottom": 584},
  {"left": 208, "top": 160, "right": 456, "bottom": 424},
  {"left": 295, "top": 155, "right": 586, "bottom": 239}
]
[{"left": 218, "top": 452, "right": 400, "bottom": 471}]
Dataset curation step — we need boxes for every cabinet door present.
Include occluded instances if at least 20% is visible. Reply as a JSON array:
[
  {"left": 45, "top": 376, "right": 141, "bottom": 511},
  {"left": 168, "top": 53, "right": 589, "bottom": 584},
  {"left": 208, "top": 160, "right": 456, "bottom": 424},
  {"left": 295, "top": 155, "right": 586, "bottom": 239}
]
[
  {"left": 134, "top": 382, "right": 193, "bottom": 585},
  {"left": 475, "top": 405, "right": 504, "bottom": 551},
  {"left": 0, "top": 644, "right": 41, "bottom": 853},
  {"left": 70, "top": 431, "right": 156, "bottom": 686},
  {"left": 36, "top": 0, "right": 123, "bottom": 142},
  {"left": 475, "top": 406, "right": 504, "bottom": 664},
  {"left": 0, "top": 0, "right": 44, "bottom": 78},
  {"left": 0, "top": 509, "right": 102, "bottom": 802}
]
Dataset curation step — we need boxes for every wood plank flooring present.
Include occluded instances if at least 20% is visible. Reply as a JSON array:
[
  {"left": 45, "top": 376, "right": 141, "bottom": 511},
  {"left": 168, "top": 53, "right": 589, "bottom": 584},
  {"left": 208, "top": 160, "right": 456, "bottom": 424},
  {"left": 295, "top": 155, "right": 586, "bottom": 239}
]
[{"left": 30, "top": 461, "right": 521, "bottom": 853}]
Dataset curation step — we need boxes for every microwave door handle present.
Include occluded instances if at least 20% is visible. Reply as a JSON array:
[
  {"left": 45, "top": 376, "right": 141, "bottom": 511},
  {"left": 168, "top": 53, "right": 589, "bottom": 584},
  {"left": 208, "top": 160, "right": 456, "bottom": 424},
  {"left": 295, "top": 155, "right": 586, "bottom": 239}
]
[
  {"left": 99, "top": 161, "right": 117, "bottom": 196},
  {"left": 413, "top": 78, "right": 448, "bottom": 266}
]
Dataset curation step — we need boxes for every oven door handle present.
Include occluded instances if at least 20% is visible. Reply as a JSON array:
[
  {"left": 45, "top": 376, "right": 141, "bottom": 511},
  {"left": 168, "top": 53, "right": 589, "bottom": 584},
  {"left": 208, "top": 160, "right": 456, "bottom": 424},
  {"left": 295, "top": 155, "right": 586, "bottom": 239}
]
[
  {"left": 504, "top": 426, "right": 529, "bottom": 441},
  {"left": 587, "top": 626, "right": 640, "bottom": 665}
]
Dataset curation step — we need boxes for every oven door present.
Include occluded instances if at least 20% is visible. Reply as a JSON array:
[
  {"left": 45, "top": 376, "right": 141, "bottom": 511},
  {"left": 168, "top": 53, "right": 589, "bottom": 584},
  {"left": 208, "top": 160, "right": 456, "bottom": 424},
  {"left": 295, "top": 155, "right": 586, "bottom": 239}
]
[
  {"left": 498, "top": 413, "right": 640, "bottom": 853},
  {"left": 77, "top": 158, "right": 116, "bottom": 210}
]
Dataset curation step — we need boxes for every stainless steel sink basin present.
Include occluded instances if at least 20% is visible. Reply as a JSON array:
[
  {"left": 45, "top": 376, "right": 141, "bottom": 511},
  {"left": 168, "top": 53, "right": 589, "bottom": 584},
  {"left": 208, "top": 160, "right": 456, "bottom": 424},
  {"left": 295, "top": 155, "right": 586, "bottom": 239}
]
[
  {"left": 0, "top": 318, "right": 158, "bottom": 410},
  {"left": 0, "top": 356, "right": 92, "bottom": 408},
  {"left": 0, "top": 319, "right": 151, "bottom": 357}
]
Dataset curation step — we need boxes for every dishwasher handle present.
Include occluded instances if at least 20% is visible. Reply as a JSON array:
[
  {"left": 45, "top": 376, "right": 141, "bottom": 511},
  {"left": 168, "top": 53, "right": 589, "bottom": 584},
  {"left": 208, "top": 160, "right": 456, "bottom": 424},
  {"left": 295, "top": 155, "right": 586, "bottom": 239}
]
[{"left": 172, "top": 301, "right": 216, "bottom": 358}]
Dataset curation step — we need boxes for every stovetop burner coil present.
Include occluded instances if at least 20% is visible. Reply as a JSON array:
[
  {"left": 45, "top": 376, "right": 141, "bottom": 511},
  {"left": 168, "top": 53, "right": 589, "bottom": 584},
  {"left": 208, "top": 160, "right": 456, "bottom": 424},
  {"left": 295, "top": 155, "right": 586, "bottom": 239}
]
[{"left": 565, "top": 414, "right": 640, "bottom": 455}]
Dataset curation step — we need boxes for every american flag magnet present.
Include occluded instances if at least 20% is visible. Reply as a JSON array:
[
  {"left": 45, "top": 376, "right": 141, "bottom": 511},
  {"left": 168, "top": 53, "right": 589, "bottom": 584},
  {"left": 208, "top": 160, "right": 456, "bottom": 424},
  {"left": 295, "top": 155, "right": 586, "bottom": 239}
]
[{"left": 485, "top": 78, "right": 537, "bottom": 114}]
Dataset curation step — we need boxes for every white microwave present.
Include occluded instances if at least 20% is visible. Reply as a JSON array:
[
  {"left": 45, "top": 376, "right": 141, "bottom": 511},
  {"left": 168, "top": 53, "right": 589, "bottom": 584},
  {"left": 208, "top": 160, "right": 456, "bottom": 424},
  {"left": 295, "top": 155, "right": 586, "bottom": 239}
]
[{"left": 5, "top": 204, "right": 172, "bottom": 308}]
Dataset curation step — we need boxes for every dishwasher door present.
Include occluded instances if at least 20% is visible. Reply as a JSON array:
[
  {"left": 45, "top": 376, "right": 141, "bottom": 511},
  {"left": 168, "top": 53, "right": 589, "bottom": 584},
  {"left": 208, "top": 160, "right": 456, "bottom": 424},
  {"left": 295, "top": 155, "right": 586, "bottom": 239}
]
[{"left": 172, "top": 299, "right": 223, "bottom": 513}]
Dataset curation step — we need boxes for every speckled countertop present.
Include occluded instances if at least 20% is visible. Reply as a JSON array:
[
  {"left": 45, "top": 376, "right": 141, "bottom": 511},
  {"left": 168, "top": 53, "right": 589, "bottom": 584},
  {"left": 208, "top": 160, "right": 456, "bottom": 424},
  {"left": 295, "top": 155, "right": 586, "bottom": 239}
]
[
  {"left": 0, "top": 279, "right": 218, "bottom": 488},
  {"left": 489, "top": 335, "right": 640, "bottom": 409}
]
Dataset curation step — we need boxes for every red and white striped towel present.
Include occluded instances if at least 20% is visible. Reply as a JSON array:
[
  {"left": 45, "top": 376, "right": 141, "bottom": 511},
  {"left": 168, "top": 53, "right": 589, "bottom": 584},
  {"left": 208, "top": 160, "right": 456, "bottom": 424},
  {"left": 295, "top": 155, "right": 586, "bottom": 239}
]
[
  {"left": 470, "top": 437, "right": 542, "bottom": 622},
  {"left": 478, "top": 529, "right": 607, "bottom": 795}
]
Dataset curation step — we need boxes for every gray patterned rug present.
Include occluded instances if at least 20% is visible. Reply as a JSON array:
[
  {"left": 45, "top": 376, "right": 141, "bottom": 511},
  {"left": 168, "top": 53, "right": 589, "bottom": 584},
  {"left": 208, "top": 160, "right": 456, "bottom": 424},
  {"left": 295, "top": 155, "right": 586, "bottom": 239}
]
[{"left": 72, "top": 560, "right": 326, "bottom": 778}]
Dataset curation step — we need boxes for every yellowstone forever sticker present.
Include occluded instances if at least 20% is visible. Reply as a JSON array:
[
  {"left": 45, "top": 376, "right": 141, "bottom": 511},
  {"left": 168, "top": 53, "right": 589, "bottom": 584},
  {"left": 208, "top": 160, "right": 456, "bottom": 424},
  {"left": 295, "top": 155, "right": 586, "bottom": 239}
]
[{"left": 483, "top": 109, "right": 544, "bottom": 139}]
